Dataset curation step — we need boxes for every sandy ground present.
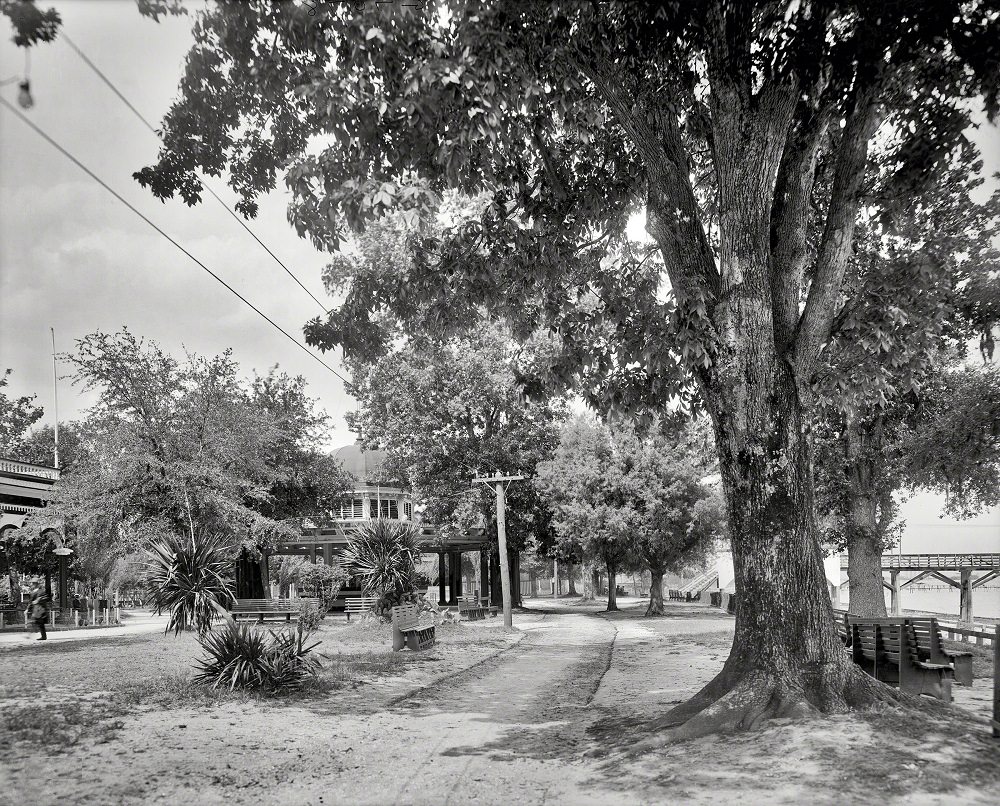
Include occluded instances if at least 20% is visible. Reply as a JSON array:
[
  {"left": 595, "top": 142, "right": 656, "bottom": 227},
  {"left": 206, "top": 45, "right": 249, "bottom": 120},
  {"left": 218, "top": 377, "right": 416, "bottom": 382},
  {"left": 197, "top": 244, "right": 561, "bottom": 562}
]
[{"left": 0, "top": 598, "right": 997, "bottom": 806}]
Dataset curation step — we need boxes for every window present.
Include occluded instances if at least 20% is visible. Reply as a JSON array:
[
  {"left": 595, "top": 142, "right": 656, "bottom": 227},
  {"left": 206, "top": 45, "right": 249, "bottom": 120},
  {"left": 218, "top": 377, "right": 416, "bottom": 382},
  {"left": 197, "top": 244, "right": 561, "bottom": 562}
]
[
  {"left": 403, "top": 501, "right": 412, "bottom": 520},
  {"left": 377, "top": 499, "right": 399, "bottom": 519},
  {"left": 334, "top": 498, "right": 363, "bottom": 519}
]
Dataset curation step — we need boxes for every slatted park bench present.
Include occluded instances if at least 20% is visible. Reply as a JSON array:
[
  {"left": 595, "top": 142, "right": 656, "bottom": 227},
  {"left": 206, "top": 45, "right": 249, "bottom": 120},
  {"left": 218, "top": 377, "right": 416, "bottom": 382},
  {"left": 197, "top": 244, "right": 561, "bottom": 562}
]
[
  {"left": 391, "top": 603, "right": 436, "bottom": 651},
  {"left": 344, "top": 596, "right": 379, "bottom": 621},
  {"left": 850, "top": 618, "right": 953, "bottom": 702},
  {"left": 457, "top": 595, "right": 487, "bottom": 620},
  {"left": 906, "top": 617, "right": 974, "bottom": 686},
  {"left": 230, "top": 598, "right": 299, "bottom": 623}
]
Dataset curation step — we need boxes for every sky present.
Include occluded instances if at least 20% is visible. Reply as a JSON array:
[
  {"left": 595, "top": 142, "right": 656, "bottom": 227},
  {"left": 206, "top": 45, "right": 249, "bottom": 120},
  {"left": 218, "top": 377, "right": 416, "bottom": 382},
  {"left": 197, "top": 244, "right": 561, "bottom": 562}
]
[
  {"left": 0, "top": 0, "right": 356, "bottom": 447},
  {"left": 0, "top": 1, "right": 997, "bottom": 552}
]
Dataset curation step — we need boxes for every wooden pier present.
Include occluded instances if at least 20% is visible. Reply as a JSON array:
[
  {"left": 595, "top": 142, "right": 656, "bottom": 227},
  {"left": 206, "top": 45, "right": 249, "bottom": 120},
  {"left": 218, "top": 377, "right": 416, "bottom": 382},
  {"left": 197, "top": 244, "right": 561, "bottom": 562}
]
[{"left": 840, "top": 553, "right": 1000, "bottom": 626}]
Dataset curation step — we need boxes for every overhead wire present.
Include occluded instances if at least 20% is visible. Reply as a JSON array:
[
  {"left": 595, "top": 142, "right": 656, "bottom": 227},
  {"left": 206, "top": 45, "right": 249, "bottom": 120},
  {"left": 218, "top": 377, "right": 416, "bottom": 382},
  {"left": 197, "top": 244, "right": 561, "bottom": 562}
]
[
  {"left": 59, "top": 32, "right": 330, "bottom": 315},
  {"left": 0, "top": 96, "right": 350, "bottom": 384}
]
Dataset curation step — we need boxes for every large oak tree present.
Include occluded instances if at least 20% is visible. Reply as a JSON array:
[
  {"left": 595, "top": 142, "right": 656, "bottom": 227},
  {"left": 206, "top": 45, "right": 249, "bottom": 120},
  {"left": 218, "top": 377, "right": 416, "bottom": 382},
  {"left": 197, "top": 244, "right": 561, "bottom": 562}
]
[{"left": 137, "top": 1, "right": 1000, "bottom": 736}]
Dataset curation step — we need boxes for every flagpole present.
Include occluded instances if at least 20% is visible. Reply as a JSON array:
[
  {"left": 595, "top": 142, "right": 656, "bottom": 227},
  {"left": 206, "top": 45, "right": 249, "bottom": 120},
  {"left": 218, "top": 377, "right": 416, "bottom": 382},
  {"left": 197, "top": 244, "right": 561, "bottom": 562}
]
[{"left": 50, "top": 327, "right": 59, "bottom": 469}]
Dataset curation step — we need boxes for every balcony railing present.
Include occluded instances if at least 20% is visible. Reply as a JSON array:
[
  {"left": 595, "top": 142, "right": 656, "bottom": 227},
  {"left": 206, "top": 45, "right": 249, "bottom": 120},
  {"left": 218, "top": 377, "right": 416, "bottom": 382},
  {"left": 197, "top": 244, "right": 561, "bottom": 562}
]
[{"left": 0, "top": 457, "right": 60, "bottom": 481}]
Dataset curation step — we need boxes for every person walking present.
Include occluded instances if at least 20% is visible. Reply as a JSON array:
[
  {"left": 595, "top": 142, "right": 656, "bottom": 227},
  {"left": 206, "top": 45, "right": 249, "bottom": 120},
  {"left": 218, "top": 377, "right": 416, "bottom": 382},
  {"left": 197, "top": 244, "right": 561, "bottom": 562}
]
[{"left": 28, "top": 585, "right": 50, "bottom": 641}]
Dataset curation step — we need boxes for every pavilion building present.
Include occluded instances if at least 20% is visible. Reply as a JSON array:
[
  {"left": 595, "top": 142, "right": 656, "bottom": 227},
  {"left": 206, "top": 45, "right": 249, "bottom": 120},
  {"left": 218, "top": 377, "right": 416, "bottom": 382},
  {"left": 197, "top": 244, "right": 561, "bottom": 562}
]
[{"left": 262, "top": 443, "right": 499, "bottom": 608}]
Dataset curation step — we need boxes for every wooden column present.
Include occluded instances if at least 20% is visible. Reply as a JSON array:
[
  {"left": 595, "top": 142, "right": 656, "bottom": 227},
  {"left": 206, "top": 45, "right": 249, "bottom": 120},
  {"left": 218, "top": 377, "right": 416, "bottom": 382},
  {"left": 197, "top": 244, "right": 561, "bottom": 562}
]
[
  {"left": 449, "top": 550, "right": 462, "bottom": 602},
  {"left": 323, "top": 544, "right": 333, "bottom": 565},
  {"left": 479, "top": 548, "right": 489, "bottom": 604},
  {"left": 992, "top": 624, "right": 999, "bottom": 738},
  {"left": 309, "top": 544, "right": 317, "bottom": 564},
  {"left": 437, "top": 552, "right": 447, "bottom": 606},
  {"left": 890, "top": 570, "right": 900, "bottom": 616},
  {"left": 959, "top": 568, "right": 973, "bottom": 625}
]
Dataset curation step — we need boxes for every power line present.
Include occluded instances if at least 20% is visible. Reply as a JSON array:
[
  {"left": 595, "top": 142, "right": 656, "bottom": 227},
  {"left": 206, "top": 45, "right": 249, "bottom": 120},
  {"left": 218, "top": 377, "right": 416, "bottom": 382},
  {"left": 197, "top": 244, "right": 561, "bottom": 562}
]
[
  {"left": 60, "top": 32, "right": 331, "bottom": 315},
  {"left": 0, "top": 96, "right": 350, "bottom": 385}
]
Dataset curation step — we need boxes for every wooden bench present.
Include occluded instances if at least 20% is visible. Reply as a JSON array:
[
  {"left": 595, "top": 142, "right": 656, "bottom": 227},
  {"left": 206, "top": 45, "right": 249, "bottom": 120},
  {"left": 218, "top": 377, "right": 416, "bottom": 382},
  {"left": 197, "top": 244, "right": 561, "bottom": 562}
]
[
  {"left": 906, "top": 617, "right": 974, "bottom": 686},
  {"left": 668, "top": 589, "right": 683, "bottom": 600},
  {"left": 344, "top": 596, "right": 379, "bottom": 621},
  {"left": 230, "top": 598, "right": 300, "bottom": 623},
  {"left": 457, "top": 595, "right": 487, "bottom": 620},
  {"left": 391, "top": 603, "right": 435, "bottom": 651},
  {"left": 850, "top": 618, "right": 953, "bottom": 701}
]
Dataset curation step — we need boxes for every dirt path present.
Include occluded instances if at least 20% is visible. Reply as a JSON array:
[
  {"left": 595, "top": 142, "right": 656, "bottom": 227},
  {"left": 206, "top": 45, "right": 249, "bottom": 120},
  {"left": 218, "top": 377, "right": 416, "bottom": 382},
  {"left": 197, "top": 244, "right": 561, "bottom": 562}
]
[{"left": 3, "top": 599, "right": 998, "bottom": 806}]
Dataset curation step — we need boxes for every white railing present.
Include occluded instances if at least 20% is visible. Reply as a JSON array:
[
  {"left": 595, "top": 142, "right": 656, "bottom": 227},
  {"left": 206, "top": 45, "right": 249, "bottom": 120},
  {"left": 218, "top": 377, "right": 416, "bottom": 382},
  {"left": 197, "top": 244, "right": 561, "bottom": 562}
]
[
  {"left": 680, "top": 569, "right": 719, "bottom": 595},
  {"left": 0, "top": 458, "right": 60, "bottom": 480},
  {"left": 1, "top": 503, "right": 43, "bottom": 515}
]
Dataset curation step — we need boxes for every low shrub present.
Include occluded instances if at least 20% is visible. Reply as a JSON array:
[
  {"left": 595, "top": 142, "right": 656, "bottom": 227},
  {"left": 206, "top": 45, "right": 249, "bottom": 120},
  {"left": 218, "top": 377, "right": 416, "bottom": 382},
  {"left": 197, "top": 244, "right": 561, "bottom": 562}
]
[{"left": 193, "top": 622, "right": 321, "bottom": 693}]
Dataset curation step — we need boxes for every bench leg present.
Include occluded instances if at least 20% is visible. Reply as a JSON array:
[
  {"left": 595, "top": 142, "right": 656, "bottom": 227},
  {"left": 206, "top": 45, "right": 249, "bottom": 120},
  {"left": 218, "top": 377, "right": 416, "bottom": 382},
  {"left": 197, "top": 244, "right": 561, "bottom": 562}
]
[
  {"left": 392, "top": 626, "right": 405, "bottom": 652},
  {"left": 952, "top": 656, "right": 974, "bottom": 686}
]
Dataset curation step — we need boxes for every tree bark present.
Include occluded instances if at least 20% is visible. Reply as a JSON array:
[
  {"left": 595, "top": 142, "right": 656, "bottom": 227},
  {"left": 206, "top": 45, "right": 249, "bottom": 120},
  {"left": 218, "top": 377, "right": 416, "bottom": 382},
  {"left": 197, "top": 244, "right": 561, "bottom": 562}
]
[
  {"left": 654, "top": 371, "right": 887, "bottom": 739},
  {"left": 646, "top": 569, "right": 665, "bottom": 616},
  {"left": 606, "top": 562, "right": 618, "bottom": 612},
  {"left": 235, "top": 548, "right": 265, "bottom": 599},
  {"left": 843, "top": 419, "right": 888, "bottom": 617},
  {"left": 567, "top": 558, "right": 577, "bottom": 595},
  {"left": 580, "top": 563, "right": 596, "bottom": 600}
]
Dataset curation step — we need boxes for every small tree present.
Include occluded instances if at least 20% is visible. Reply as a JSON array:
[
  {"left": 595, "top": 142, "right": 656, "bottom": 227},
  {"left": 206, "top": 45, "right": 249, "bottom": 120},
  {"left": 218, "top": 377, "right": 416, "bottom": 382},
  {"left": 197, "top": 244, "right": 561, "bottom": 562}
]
[
  {"left": 294, "top": 562, "right": 350, "bottom": 613},
  {"left": 341, "top": 519, "right": 421, "bottom": 619},
  {"left": 144, "top": 529, "right": 235, "bottom": 636}
]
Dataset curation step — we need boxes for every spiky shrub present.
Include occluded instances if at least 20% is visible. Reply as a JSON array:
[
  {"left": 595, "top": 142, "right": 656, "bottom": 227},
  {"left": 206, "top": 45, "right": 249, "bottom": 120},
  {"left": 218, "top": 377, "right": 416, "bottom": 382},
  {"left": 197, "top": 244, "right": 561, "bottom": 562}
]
[
  {"left": 341, "top": 519, "right": 421, "bottom": 618},
  {"left": 144, "top": 530, "right": 234, "bottom": 636},
  {"left": 192, "top": 621, "right": 320, "bottom": 693}
]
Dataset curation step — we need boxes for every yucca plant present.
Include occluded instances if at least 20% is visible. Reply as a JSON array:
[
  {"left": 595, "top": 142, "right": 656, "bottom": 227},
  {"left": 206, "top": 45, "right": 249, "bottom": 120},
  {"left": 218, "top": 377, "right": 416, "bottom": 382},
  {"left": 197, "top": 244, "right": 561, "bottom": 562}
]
[
  {"left": 144, "top": 529, "right": 235, "bottom": 636},
  {"left": 193, "top": 621, "right": 321, "bottom": 693},
  {"left": 341, "top": 519, "right": 421, "bottom": 618}
]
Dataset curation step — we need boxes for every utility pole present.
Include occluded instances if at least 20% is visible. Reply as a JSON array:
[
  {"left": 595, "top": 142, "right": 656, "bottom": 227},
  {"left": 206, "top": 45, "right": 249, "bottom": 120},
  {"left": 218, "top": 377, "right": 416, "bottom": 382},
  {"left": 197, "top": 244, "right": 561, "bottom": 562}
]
[
  {"left": 50, "top": 327, "right": 59, "bottom": 469},
  {"left": 473, "top": 471, "right": 523, "bottom": 630}
]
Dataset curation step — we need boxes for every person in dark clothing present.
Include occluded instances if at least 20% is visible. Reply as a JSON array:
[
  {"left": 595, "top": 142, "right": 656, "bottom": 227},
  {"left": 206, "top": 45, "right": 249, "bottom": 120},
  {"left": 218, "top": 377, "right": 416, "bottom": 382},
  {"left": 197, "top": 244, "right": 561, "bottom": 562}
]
[{"left": 28, "top": 586, "right": 50, "bottom": 640}]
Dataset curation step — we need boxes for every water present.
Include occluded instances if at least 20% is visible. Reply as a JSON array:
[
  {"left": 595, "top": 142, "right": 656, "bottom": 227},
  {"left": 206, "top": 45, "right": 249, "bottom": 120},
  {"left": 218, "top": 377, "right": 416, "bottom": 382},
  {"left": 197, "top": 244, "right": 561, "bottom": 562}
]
[{"left": 843, "top": 584, "right": 1000, "bottom": 624}]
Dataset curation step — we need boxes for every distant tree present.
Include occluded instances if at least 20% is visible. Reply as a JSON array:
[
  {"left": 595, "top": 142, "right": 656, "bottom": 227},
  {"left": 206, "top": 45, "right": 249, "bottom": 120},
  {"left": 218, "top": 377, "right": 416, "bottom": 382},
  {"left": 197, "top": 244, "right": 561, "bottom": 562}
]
[
  {"left": 812, "top": 155, "right": 999, "bottom": 617},
  {"left": 902, "top": 364, "right": 1000, "bottom": 518},
  {"left": 347, "top": 322, "right": 568, "bottom": 610},
  {"left": 20, "top": 330, "right": 350, "bottom": 599},
  {"left": 0, "top": 369, "right": 43, "bottom": 455},
  {"left": 14, "top": 422, "right": 86, "bottom": 470},
  {"left": 537, "top": 417, "right": 723, "bottom": 614}
]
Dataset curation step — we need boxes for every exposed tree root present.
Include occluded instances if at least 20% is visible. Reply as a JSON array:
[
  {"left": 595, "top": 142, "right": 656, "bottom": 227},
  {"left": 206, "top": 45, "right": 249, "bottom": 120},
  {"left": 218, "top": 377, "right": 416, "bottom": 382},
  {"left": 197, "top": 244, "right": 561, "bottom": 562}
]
[{"left": 634, "top": 654, "right": 911, "bottom": 749}]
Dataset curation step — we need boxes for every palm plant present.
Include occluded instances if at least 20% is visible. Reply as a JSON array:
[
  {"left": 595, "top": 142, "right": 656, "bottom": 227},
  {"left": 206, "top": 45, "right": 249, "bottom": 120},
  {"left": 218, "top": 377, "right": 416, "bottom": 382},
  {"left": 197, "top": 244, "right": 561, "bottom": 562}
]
[
  {"left": 341, "top": 519, "right": 421, "bottom": 615},
  {"left": 193, "top": 621, "right": 320, "bottom": 692},
  {"left": 144, "top": 529, "right": 234, "bottom": 636}
]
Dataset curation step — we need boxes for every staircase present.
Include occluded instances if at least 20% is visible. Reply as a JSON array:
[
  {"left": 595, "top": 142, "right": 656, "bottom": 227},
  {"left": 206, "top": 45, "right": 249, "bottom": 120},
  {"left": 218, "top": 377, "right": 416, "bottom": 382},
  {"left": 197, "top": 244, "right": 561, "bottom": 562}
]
[{"left": 678, "top": 569, "right": 719, "bottom": 596}]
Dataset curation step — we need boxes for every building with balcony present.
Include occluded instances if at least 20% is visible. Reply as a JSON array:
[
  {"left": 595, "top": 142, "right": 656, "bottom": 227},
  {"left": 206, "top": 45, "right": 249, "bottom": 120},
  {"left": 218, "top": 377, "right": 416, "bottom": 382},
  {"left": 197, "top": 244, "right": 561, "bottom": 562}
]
[{"left": 0, "top": 457, "right": 60, "bottom": 536}]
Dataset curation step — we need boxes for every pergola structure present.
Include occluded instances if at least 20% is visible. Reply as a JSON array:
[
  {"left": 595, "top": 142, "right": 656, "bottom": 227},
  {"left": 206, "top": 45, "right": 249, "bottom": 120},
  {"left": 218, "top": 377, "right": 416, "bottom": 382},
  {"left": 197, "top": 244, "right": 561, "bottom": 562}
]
[
  {"left": 842, "top": 553, "right": 1000, "bottom": 624},
  {"left": 272, "top": 519, "right": 496, "bottom": 607}
]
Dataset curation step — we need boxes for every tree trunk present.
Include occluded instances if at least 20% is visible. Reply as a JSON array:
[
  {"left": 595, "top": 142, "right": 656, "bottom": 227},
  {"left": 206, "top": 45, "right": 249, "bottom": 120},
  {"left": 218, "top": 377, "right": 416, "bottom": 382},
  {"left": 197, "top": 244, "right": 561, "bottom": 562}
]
[
  {"left": 654, "top": 375, "right": 887, "bottom": 739},
  {"left": 235, "top": 548, "right": 265, "bottom": 599},
  {"left": 567, "top": 559, "right": 577, "bottom": 595},
  {"left": 592, "top": 568, "right": 601, "bottom": 596},
  {"left": 606, "top": 563, "right": 618, "bottom": 612},
  {"left": 843, "top": 419, "right": 888, "bottom": 617},
  {"left": 580, "top": 563, "right": 596, "bottom": 600},
  {"left": 8, "top": 568, "right": 20, "bottom": 604},
  {"left": 646, "top": 569, "right": 665, "bottom": 616}
]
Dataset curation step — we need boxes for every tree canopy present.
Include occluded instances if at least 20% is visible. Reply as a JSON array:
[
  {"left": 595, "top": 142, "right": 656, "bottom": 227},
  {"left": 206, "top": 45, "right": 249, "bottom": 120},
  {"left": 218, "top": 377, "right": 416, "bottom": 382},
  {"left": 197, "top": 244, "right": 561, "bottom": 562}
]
[
  {"left": 19, "top": 330, "right": 351, "bottom": 579},
  {"left": 348, "top": 320, "right": 567, "bottom": 553},
  {"left": 536, "top": 416, "right": 723, "bottom": 613},
  {"left": 0, "top": 369, "right": 44, "bottom": 457},
  {"left": 137, "top": 0, "right": 1000, "bottom": 735}
]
